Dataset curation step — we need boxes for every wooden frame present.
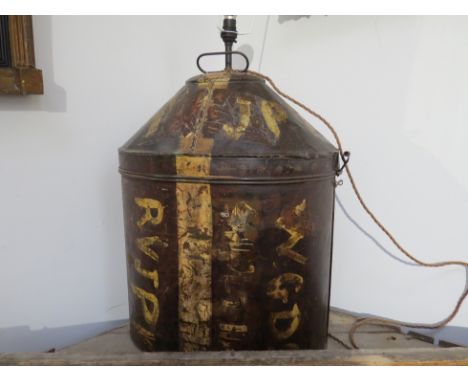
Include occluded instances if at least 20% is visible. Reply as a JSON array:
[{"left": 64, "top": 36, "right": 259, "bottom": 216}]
[{"left": 0, "top": 15, "right": 43, "bottom": 95}]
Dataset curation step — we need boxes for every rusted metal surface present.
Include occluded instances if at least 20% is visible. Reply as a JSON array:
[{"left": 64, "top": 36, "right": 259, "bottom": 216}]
[{"left": 119, "top": 71, "right": 339, "bottom": 351}]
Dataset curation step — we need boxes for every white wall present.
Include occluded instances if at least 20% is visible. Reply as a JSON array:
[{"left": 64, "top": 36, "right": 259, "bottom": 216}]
[{"left": 0, "top": 16, "right": 467, "bottom": 351}]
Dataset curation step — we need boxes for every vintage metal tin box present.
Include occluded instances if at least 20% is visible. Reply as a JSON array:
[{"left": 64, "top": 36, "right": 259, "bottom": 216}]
[{"left": 119, "top": 17, "right": 338, "bottom": 352}]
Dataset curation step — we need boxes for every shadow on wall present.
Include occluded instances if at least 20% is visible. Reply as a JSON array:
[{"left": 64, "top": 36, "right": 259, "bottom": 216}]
[
  {"left": 233, "top": 44, "right": 254, "bottom": 71},
  {"left": 98, "top": 164, "right": 129, "bottom": 322},
  {"left": 336, "top": 195, "right": 417, "bottom": 268},
  {"left": 278, "top": 16, "right": 312, "bottom": 24},
  {"left": 335, "top": 186, "right": 468, "bottom": 346},
  {"left": 0, "top": 15, "right": 67, "bottom": 112},
  {"left": 0, "top": 319, "right": 127, "bottom": 352}
]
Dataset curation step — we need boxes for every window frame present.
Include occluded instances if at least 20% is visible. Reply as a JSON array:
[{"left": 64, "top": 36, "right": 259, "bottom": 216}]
[{"left": 0, "top": 15, "right": 43, "bottom": 95}]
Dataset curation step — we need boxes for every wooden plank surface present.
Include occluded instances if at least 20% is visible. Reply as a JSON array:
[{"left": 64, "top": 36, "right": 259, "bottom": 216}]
[
  {"left": 2, "top": 348, "right": 468, "bottom": 366},
  {"left": 55, "top": 309, "right": 435, "bottom": 354},
  {"left": 1, "top": 309, "right": 465, "bottom": 365}
]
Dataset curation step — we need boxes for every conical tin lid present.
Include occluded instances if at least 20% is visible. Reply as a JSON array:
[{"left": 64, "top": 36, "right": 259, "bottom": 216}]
[{"left": 119, "top": 71, "right": 338, "bottom": 182}]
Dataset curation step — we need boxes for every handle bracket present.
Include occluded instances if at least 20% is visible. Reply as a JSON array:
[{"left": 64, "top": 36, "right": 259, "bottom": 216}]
[
  {"left": 196, "top": 51, "right": 250, "bottom": 74},
  {"left": 337, "top": 151, "right": 351, "bottom": 176}
]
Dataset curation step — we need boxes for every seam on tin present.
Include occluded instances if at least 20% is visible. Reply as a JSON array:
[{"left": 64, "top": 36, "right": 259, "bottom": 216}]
[
  {"left": 119, "top": 168, "right": 336, "bottom": 184},
  {"left": 119, "top": 149, "right": 338, "bottom": 161}
]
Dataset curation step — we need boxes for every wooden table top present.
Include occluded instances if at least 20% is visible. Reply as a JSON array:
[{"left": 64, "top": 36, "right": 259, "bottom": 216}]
[{"left": 1, "top": 309, "right": 466, "bottom": 365}]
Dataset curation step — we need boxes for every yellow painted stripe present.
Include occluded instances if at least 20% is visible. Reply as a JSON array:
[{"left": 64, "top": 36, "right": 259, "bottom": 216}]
[{"left": 176, "top": 155, "right": 213, "bottom": 351}]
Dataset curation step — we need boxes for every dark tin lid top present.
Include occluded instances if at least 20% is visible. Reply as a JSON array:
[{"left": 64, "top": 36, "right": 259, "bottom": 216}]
[{"left": 119, "top": 71, "right": 338, "bottom": 180}]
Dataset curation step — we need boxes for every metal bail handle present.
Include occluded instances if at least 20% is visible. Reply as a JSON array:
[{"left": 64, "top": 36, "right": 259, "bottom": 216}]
[
  {"left": 196, "top": 51, "right": 250, "bottom": 74},
  {"left": 196, "top": 15, "right": 249, "bottom": 74}
]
